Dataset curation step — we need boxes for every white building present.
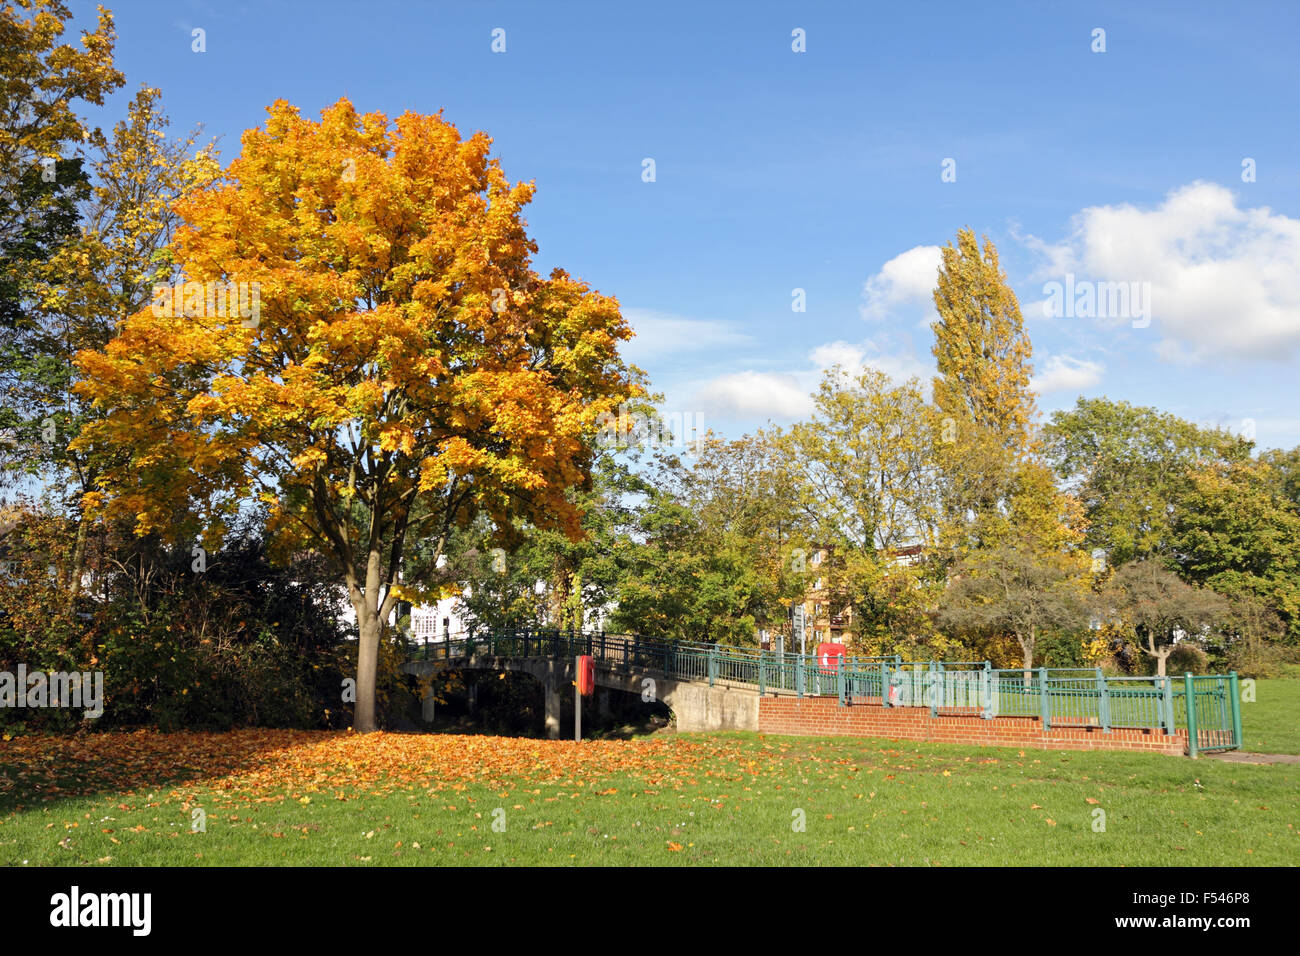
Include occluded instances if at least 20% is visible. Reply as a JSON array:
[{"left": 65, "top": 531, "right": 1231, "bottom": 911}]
[
  {"left": 333, "top": 552, "right": 613, "bottom": 645},
  {"left": 408, "top": 593, "right": 472, "bottom": 644},
  {"left": 334, "top": 584, "right": 471, "bottom": 644}
]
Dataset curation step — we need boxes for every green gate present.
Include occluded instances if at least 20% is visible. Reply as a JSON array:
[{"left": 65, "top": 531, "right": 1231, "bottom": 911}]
[{"left": 1177, "top": 673, "right": 1242, "bottom": 757}]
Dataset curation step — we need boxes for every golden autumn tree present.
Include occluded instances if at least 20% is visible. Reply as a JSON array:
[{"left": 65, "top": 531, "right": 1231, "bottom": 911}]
[
  {"left": 930, "top": 228, "right": 1044, "bottom": 557},
  {"left": 0, "top": 0, "right": 123, "bottom": 244},
  {"left": 930, "top": 227, "right": 1036, "bottom": 452},
  {"left": 927, "top": 229, "right": 1093, "bottom": 665},
  {"left": 72, "top": 99, "right": 640, "bottom": 732}
]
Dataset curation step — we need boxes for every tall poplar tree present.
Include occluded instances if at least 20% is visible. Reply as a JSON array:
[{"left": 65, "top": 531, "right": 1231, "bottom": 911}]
[
  {"left": 930, "top": 228, "right": 1036, "bottom": 453},
  {"left": 929, "top": 228, "right": 1045, "bottom": 558}
]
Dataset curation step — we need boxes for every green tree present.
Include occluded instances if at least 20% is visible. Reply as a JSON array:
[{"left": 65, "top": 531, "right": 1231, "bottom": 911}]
[
  {"left": 783, "top": 366, "right": 944, "bottom": 652},
  {"left": 1173, "top": 458, "right": 1300, "bottom": 645},
  {"left": 939, "top": 535, "right": 1091, "bottom": 674},
  {"left": 610, "top": 433, "right": 802, "bottom": 644},
  {"left": 1, "top": 0, "right": 123, "bottom": 491},
  {"left": 9, "top": 88, "right": 213, "bottom": 609},
  {"left": 1043, "top": 397, "right": 1251, "bottom": 567},
  {"left": 1258, "top": 445, "right": 1300, "bottom": 514},
  {"left": 454, "top": 450, "right": 650, "bottom": 633},
  {"left": 1099, "top": 560, "right": 1229, "bottom": 677}
]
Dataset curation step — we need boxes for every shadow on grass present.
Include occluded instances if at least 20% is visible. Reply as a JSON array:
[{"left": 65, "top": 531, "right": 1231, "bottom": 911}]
[{"left": 0, "top": 728, "right": 339, "bottom": 815}]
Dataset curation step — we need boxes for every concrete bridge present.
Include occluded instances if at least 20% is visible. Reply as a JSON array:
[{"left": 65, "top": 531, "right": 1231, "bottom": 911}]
[{"left": 403, "top": 650, "right": 761, "bottom": 736}]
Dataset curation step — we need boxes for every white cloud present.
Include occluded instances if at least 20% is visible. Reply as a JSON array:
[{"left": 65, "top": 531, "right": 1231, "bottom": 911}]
[
  {"left": 692, "top": 338, "right": 933, "bottom": 422},
  {"left": 1028, "top": 182, "right": 1300, "bottom": 360},
  {"left": 809, "top": 340, "right": 868, "bottom": 371},
  {"left": 620, "top": 308, "right": 753, "bottom": 363},
  {"left": 694, "top": 371, "right": 812, "bottom": 419},
  {"left": 1031, "top": 354, "right": 1104, "bottom": 395},
  {"left": 809, "top": 339, "right": 931, "bottom": 388},
  {"left": 860, "top": 245, "right": 942, "bottom": 321},
  {"left": 1011, "top": 222, "right": 1074, "bottom": 283}
]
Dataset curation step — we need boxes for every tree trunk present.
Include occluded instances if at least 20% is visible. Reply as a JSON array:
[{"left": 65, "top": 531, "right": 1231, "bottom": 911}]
[
  {"left": 352, "top": 547, "right": 390, "bottom": 733},
  {"left": 67, "top": 512, "right": 89, "bottom": 614},
  {"left": 549, "top": 562, "right": 572, "bottom": 627},
  {"left": 354, "top": 601, "right": 380, "bottom": 732},
  {"left": 1142, "top": 629, "right": 1173, "bottom": 679},
  {"left": 1019, "top": 627, "right": 1036, "bottom": 686}
]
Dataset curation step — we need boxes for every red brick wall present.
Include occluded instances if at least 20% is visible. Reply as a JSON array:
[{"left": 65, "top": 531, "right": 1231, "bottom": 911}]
[{"left": 757, "top": 696, "right": 1188, "bottom": 755}]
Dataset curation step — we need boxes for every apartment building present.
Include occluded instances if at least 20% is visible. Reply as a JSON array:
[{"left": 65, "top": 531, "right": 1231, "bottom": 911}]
[{"left": 792, "top": 543, "right": 927, "bottom": 648}]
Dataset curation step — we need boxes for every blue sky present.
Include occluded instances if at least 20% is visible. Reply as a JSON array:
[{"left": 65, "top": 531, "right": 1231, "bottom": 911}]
[{"left": 74, "top": 0, "right": 1300, "bottom": 450}]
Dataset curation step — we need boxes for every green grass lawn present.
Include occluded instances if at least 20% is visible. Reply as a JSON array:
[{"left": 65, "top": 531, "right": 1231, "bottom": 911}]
[
  {"left": 1239, "top": 677, "right": 1300, "bottom": 755},
  {"left": 2, "top": 728, "right": 1295, "bottom": 866}
]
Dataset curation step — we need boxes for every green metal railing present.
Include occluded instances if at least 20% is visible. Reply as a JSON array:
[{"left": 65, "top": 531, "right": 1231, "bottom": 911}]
[
  {"left": 404, "top": 629, "right": 1240, "bottom": 753},
  {"left": 408, "top": 628, "right": 898, "bottom": 692}
]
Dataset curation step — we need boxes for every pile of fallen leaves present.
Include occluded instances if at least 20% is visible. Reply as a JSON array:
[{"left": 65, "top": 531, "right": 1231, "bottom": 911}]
[{"left": 0, "top": 730, "right": 768, "bottom": 810}]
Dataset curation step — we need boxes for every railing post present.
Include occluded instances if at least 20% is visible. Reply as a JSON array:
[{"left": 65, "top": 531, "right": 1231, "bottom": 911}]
[
  {"left": 758, "top": 652, "right": 766, "bottom": 696},
  {"left": 1038, "top": 667, "right": 1050, "bottom": 731},
  {"left": 838, "top": 656, "right": 847, "bottom": 707},
  {"left": 1160, "top": 676, "right": 1174, "bottom": 735},
  {"left": 981, "top": 665, "right": 993, "bottom": 719},
  {"left": 1228, "top": 671, "right": 1242, "bottom": 751},
  {"left": 881, "top": 663, "right": 889, "bottom": 706},
  {"left": 1097, "top": 667, "right": 1111, "bottom": 733},
  {"left": 929, "top": 662, "right": 939, "bottom": 718},
  {"left": 796, "top": 654, "right": 805, "bottom": 698},
  {"left": 708, "top": 644, "right": 717, "bottom": 687},
  {"left": 1184, "top": 672, "right": 1199, "bottom": 758}
]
